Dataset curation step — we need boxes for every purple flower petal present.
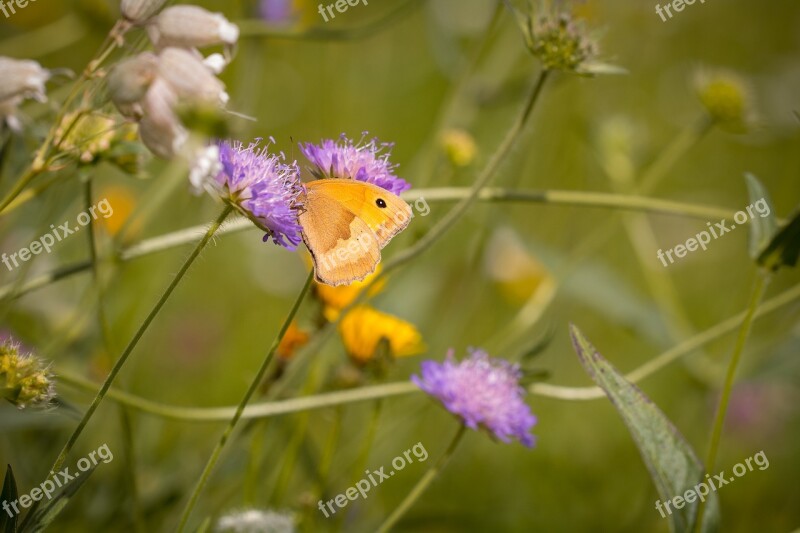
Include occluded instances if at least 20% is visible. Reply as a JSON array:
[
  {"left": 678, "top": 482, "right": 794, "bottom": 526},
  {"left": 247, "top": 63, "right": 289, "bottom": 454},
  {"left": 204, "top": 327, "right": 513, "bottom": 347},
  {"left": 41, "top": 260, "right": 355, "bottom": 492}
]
[
  {"left": 413, "top": 348, "right": 537, "bottom": 447},
  {"left": 215, "top": 139, "right": 303, "bottom": 250},
  {"left": 299, "top": 133, "right": 411, "bottom": 195}
]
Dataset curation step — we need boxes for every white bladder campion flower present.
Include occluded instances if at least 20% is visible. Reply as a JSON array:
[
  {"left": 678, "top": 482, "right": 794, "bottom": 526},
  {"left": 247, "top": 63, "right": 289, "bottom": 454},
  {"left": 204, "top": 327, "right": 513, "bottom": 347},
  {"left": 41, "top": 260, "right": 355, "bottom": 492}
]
[
  {"left": 0, "top": 57, "right": 53, "bottom": 131},
  {"left": 156, "top": 47, "right": 229, "bottom": 106},
  {"left": 120, "top": 0, "right": 167, "bottom": 23},
  {"left": 215, "top": 508, "right": 295, "bottom": 533},
  {"left": 106, "top": 53, "right": 159, "bottom": 119},
  {"left": 147, "top": 5, "right": 240, "bottom": 50}
]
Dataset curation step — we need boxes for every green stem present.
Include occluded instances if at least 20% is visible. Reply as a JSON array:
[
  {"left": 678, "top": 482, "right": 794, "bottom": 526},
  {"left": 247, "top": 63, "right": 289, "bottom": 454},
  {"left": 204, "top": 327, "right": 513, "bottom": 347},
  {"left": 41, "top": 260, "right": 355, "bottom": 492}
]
[
  {"left": 384, "top": 70, "right": 550, "bottom": 274},
  {"left": 55, "top": 279, "right": 800, "bottom": 419},
  {"left": 0, "top": 21, "right": 126, "bottom": 215},
  {"left": 176, "top": 270, "right": 315, "bottom": 532},
  {"left": 48, "top": 205, "right": 232, "bottom": 474},
  {"left": 0, "top": 189, "right": 740, "bottom": 302},
  {"left": 376, "top": 424, "right": 467, "bottom": 533},
  {"left": 695, "top": 271, "right": 770, "bottom": 528},
  {"left": 638, "top": 115, "right": 714, "bottom": 194}
]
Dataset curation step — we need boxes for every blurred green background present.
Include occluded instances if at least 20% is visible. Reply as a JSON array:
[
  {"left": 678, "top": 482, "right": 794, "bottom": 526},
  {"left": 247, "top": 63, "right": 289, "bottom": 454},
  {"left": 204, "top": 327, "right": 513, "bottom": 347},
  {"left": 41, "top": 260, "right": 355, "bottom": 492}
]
[{"left": 1, "top": 0, "right": 799, "bottom": 531}]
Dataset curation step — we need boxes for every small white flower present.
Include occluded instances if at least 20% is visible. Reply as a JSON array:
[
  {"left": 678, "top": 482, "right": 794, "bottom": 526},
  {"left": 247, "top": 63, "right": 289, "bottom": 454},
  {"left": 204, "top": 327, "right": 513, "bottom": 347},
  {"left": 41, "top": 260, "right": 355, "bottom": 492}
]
[
  {"left": 215, "top": 509, "right": 294, "bottom": 533},
  {"left": 147, "top": 6, "right": 240, "bottom": 50}
]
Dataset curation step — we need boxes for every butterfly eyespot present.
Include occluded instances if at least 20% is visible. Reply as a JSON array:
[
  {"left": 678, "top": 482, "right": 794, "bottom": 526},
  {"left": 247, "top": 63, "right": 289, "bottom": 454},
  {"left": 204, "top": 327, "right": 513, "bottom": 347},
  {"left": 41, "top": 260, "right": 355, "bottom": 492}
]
[{"left": 376, "top": 198, "right": 387, "bottom": 208}]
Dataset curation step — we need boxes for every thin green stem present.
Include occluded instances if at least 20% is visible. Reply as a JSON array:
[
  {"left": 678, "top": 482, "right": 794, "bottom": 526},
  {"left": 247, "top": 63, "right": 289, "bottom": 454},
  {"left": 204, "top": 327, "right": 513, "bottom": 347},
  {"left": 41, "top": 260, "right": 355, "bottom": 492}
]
[
  {"left": 48, "top": 205, "right": 232, "bottom": 474},
  {"left": 176, "top": 270, "right": 315, "bottom": 532},
  {"left": 376, "top": 424, "right": 467, "bottom": 533},
  {"left": 695, "top": 271, "right": 770, "bottom": 529},
  {"left": 383, "top": 70, "right": 550, "bottom": 274},
  {"left": 0, "top": 21, "right": 126, "bottom": 215},
  {"left": 56, "top": 279, "right": 800, "bottom": 419},
  {"left": 0, "top": 189, "right": 739, "bottom": 302}
]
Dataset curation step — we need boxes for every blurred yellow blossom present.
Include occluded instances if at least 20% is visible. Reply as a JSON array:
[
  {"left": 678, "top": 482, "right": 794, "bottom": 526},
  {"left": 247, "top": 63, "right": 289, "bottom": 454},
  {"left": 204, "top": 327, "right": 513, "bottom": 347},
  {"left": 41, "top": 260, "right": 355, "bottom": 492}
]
[
  {"left": 441, "top": 128, "right": 477, "bottom": 167},
  {"left": 277, "top": 321, "right": 310, "bottom": 361},
  {"left": 694, "top": 68, "right": 755, "bottom": 133},
  {"left": 315, "top": 264, "right": 385, "bottom": 318},
  {"left": 338, "top": 306, "right": 425, "bottom": 364}
]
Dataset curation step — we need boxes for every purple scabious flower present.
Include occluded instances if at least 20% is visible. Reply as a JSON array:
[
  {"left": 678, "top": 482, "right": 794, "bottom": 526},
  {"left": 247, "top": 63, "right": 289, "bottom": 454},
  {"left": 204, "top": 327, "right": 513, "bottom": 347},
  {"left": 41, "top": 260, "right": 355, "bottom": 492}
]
[
  {"left": 299, "top": 132, "right": 411, "bottom": 195},
  {"left": 412, "top": 348, "right": 537, "bottom": 447},
  {"left": 215, "top": 139, "right": 304, "bottom": 249}
]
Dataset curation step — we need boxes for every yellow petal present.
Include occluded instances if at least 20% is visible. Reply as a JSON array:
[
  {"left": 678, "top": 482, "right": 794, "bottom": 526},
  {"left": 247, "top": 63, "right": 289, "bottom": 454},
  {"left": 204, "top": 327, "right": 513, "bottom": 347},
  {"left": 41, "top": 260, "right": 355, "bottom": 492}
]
[{"left": 338, "top": 306, "right": 425, "bottom": 364}]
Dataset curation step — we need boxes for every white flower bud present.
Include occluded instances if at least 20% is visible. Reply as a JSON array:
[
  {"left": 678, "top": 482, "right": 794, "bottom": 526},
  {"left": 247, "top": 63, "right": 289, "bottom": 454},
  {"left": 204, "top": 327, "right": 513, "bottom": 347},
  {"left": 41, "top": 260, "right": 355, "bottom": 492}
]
[
  {"left": 0, "top": 57, "right": 50, "bottom": 105},
  {"left": 203, "top": 53, "right": 227, "bottom": 75},
  {"left": 106, "top": 53, "right": 159, "bottom": 118},
  {"left": 147, "top": 5, "right": 239, "bottom": 50},
  {"left": 138, "top": 78, "right": 186, "bottom": 159},
  {"left": 120, "top": 0, "right": 166, "bottom": 23},
  {"left": 188, "top": 144, "right": 221, "bottom": 195},
  {"left": 156, "top": 48, "right": 228, "bottom": 106}
]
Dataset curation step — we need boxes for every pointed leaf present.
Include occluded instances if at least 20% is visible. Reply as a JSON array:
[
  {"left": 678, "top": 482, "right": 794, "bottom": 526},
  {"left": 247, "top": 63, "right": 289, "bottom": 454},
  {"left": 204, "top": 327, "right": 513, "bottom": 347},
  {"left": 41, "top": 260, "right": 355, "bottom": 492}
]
[
  {"left": 19, "top": 467, "right": 95, "bottom": 533},
  {"left": 743, "top": 173, "right": 778, "bottom": 259},
  {"left": 757, "top": 206, "right": 800, "bottom": 271},
  {"left": 570, "top": 325, "right": 719, "bottom": 533},
  {"left": 1, "top": 466, "right": 18, "bottom": 533}
]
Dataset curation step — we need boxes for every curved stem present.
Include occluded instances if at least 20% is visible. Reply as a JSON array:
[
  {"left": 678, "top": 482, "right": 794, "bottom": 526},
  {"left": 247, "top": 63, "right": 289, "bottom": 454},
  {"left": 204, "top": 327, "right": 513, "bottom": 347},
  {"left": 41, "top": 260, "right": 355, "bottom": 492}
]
[
  {"left": 56, "top": 280, "right": 800, "bottom": 419},
  {"left": 176, "top": 270, "right": 315, "bottom": 532},
  {"left": 0, "top": 189, "right": 738, "bottom": 302},
  {"left": 384, "top": 70, "right": 550, "bottom": 274},
  {"left": 376, "top": 424, "right": 467, "bottom": 533},
  {"left": 695, "top": 271, "right": 770, "bottom": 529},
  {"left": 48, "top": 205, "right": 232, "bottom": 474}
]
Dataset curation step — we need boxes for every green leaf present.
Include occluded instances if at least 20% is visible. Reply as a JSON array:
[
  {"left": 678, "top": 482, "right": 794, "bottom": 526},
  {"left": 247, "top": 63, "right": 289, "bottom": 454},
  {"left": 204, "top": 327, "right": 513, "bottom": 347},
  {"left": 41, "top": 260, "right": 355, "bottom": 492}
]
[
  {"left": 19, "top": 467, "right": 95, "bottom": 533},
  {"left": 570, "top": 325, "right": 719, "bottom": 533},
  {"left": 743, "top": 173, "right": 778, "bottom": 260},
  {"left": 1, "top": 466, "right": 18, "bottom": 533},
  {"left": 757, "top": 207, "right": 800, "bottom": 271}
]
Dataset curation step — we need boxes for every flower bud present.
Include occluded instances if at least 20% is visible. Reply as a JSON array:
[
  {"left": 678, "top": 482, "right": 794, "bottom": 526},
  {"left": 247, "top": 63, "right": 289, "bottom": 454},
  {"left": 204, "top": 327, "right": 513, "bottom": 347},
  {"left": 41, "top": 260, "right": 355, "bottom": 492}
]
[
  {"left": 55, "top": 111, "right": 117, "bottom": 164},
  {"left": 527, "top": 12, "right": 598, "bottom": 73},
  {"left": 147, "top": 5, "right": 239, "bottom": 50},
  {"left": 440, "top": 128, "right": 477, "bottom": 167},
  {"left": 139, "top": 78, "right": 187, "bottom": 159},
  {"left": 0, "top": 338, "right": 55, "bottom": 409},
  {"left": 157, "top": 48, "right": 229, "bottom": 106},
  {"left": 120, "top": 0, "right": 166, "bottom": 23},
  {"left": 694, "top": 68, "right": 755, "bottom": 133},
  {"left": 106, "top": 53, "right": 159, "bottom": 118},
  {"left": 0, "top": 57, "right": 50, "bottom": 104}
]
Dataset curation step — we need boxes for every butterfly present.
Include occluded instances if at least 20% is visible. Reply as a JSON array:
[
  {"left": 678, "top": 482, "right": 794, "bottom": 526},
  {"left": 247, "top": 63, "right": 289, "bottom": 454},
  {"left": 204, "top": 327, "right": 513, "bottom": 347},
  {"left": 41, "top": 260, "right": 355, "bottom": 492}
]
[{"left": 298, "top": 179, "right": 412, "bottom": 286}]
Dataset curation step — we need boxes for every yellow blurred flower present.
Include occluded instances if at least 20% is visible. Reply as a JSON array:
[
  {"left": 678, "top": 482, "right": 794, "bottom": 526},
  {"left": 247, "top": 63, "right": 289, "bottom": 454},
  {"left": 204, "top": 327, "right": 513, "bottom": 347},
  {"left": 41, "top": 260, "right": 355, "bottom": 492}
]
[
  {"left": 694, "top": 68, "right": 755, "bottom": 133},
  {"left": 315, "top": 264, "right": 386, "bottom": 318},
  {"left": 96, "top": 184, "right": 138, "bottom": 237},
  {"left": 485, "top": 228, "right": 553, "bottom": 304},
  {"left": 440, "top": 128, "right": 477, "bottom": 167},
  {"left": 277, "top": 321, "right": 310, "bottom": 361},
  {"left": 338, "top": 306, "right": 425, "bottom": 364}
]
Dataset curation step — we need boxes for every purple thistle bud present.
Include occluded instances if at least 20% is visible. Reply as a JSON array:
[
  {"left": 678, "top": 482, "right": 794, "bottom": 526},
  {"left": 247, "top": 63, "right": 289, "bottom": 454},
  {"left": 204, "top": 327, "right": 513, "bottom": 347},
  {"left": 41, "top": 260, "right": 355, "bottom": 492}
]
[
  {"left": 299, "top": 133, "right": 411, "bottom": 195},
  {"left": 214, "top": 139, "right": 304, "bottom": 250},
  {"left": 412, "top": 348, "right": 537, "bottom": 447}
]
